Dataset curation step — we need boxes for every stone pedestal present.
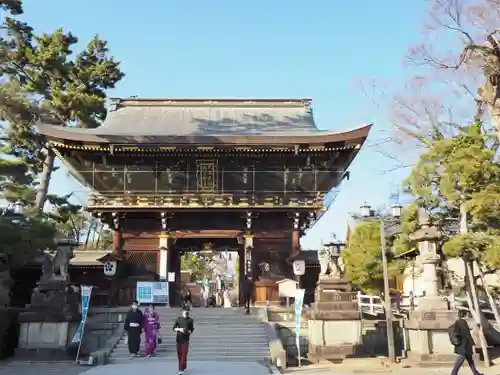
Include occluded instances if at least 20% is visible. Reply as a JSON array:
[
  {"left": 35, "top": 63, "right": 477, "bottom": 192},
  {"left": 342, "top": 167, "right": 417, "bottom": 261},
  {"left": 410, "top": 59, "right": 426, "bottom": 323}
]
[
  {"left": 16, "top": 279, "right": 81, "bottom": 360},
  {"left": 403, "top": 308, "right": 460, "bottom": 364},
  {"left": 307, "top": 277, "right": 362, "bottom": 362}
]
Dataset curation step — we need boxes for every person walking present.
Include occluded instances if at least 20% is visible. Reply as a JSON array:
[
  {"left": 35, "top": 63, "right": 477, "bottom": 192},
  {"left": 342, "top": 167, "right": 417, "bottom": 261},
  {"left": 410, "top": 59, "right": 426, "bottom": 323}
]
[
  {"left": 449, "top": 310, "right": 483, "bottom": 375},
  {"left": 241, "top": 275, "right": 253, "bottom": 314},
  {"left": 124, "top": 300, "right": 143, "bottom": 358},
  {"left": 173, "top": 308, "right": 195, "bottom": 375},
  {"left": 182, "top": 286, "right": 192, "bottom": 310},
  {"left": 215, "top": 275, "right": 222, "bottom": 307},
  {"left": 143, "top": 304, "right": 160, "bottom": 358}
]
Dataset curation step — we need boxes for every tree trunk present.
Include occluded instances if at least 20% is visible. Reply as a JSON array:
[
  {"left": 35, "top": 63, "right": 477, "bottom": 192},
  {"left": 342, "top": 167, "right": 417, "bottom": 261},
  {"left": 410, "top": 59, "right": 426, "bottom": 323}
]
[
  {"left": 34, "top": 148, "right": 55, "bottom": 213},
  {"left": 478, "top": 81, "right": 500, "bottom": 142},
  {"left": 466, "top": 260, "right": 491, "bottom": 367},
  {"left": 476, "top": 262, "right": 500, "bottom": 328}
]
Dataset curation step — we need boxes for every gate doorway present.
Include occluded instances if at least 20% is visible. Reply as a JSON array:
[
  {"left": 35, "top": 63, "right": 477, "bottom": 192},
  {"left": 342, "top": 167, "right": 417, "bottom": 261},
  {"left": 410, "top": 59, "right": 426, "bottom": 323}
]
[{"left": 168, "top": 237, "right": 243, "bottom": 307}]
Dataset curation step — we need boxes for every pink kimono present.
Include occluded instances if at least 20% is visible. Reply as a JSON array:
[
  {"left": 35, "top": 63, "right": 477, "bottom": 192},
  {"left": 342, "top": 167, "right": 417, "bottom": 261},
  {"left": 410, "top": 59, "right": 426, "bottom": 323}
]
[{"left": 143, "top": 310, "right": 160, "bottom": 356}]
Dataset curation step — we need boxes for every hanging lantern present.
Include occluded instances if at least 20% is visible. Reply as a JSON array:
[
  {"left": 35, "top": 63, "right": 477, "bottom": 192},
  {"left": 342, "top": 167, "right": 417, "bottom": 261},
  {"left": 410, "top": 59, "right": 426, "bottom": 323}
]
[
  {"left": 293, "top": 260, "right": 306, "bottom": 276},
  {"left": 98, "top": 253, "right": 122, "bottom": 277},
  {"left": 103, "top": 260, "right": 117, "bottom": 276}
]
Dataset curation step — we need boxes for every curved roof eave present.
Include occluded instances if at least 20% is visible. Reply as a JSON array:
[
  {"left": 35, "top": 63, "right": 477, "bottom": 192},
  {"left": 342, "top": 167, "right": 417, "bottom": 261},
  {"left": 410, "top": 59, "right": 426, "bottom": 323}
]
[{"left": 37, "top": 124, "right": 373, "bottom": 146}]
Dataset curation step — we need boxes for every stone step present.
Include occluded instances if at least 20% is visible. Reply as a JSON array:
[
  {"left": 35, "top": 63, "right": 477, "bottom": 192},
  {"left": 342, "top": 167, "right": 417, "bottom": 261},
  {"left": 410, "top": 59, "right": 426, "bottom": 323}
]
[
  {"left": 107, "top": 355, "right": 269, "bottom": 364},
  {"left": 114, "top": 341, "right": 269, "bottom": 349},
  {"left": 110, "top": 308, "right": 270, "bottom": 363},
  {"left": 112, "top": 348, "right": 270, "bottom": 355},
  {"left": 118, "top": 337, "right": 268, "bottom": 344}
]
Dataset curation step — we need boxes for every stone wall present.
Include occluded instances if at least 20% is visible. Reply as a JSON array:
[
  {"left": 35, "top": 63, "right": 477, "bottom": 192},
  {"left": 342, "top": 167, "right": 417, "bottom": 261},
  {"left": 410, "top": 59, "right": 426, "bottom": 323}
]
[{"left": 268, "top": 308, "right": 405, "bottom": 364}]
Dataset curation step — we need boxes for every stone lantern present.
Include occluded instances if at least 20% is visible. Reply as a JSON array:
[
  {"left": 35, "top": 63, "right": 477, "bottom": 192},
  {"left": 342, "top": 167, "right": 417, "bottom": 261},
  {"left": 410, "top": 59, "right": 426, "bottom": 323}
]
[
  {"left": 404, "top": 207, "right": 458, "bottom": 364},
  {"left": 408, "top": 208, "right": 445, "bottom": 310}
]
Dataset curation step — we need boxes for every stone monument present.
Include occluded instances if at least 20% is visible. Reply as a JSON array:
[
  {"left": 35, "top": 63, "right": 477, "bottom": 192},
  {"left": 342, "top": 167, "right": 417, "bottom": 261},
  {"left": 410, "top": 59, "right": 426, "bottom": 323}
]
[
  {"left": 307, "top": 244, "right": 362, "bottom": 362},
  {"left": 403, "top": 208, "right": 458, "bottom": 363},
  {"left": 17, "top": 236, "right": 81, "bottom": 360}
]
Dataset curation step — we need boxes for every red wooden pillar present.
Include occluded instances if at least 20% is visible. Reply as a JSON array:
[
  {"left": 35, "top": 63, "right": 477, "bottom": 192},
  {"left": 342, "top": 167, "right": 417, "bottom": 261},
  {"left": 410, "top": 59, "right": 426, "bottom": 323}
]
[
  {"left": 111, "top": 230, "right": 124, "bottom": 305},
  {"left": 113, "top": 230, "right": 124, "bottom": 254}
]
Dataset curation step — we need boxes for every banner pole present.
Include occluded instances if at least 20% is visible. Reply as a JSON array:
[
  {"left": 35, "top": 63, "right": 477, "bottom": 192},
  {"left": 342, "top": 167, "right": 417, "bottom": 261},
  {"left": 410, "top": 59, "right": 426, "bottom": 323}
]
[
  {"left": 73, "top": 285, "right": 92, "bottom": 364},
  {"left": 75, "top": 322, "right": 85, "bottom": 363},
  {"left": 294, "top": 288, "right": 305, "bottom": 368}
]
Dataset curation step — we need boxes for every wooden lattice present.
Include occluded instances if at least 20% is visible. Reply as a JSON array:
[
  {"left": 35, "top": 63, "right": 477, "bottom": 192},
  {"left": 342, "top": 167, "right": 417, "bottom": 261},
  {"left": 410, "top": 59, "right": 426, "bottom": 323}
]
[{"left": 124, "top": 251, "right": 158, "bottom": 273}]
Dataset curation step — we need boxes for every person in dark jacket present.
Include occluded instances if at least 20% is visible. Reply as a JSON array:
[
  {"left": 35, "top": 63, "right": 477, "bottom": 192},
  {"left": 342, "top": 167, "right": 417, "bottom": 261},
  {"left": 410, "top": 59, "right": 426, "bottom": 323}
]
[
  {"left": 173, "top": 308, "right": 194, "bottom": 375},
  {"left": 124, "top": 300, "right": 143, "bottom": 358},
  {"left": 450, "top": 310, "right": 483, "bottom": 375},
  {"left": 241, "top": 275, "right": 253, "bottom": 314}
]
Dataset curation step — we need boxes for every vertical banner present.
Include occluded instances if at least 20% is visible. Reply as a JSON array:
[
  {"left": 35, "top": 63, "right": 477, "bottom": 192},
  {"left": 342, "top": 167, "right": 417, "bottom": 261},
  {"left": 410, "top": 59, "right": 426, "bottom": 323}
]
[
  {"left": 294, "top": 288, "right": 305, "bottom": 367},
  {"left": 72, "top": 285, "right": 93, "bottom": 362},
  {"left": 245, "top": 247, "right": 252, "bottom": 278}
]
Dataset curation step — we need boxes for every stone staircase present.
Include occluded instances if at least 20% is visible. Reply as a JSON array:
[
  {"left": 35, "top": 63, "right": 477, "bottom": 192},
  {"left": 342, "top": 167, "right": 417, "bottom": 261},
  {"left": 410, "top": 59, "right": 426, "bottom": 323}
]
[{"left": 108, "top": 307, "right": 271, "bottom": 364}]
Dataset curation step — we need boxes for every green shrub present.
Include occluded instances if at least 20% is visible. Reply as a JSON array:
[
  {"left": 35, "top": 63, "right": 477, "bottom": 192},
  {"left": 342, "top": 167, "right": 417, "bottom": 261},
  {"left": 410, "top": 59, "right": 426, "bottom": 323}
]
[{"left": 0, "top": 308, "right": 19, "bottom": 360}]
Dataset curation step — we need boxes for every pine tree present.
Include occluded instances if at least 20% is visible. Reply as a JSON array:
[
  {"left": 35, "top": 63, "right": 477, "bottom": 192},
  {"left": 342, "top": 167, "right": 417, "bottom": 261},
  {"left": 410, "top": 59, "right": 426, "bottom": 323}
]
[
  {"left": 0, "top": 0, "right": 124, "bottom": 212},
  {"left": 401, "top": 121, "right": 500, "bottom": 269}
]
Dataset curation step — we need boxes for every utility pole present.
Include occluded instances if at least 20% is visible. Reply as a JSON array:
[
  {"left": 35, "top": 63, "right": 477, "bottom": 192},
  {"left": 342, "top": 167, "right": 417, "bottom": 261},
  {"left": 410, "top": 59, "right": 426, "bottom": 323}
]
[
  {"left": 380, "top": 219, "right": 396, "bottom": 363},
  {"left": 460, "top": 202, "right": 491, "bottom": 367}
]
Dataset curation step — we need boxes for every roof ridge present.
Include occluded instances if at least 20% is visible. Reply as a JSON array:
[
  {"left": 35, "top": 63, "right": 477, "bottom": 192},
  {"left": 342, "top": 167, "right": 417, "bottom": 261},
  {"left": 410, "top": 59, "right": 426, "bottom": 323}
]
[{"left": 109, "top": 98, "right": 312, "bottom": 109}]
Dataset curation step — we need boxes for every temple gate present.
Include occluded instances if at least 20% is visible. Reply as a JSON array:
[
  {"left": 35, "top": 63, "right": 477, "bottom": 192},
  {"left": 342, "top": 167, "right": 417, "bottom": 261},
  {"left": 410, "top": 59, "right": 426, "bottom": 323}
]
[{"left": 38, "top": 98, "right": 370, "bottom": 306}]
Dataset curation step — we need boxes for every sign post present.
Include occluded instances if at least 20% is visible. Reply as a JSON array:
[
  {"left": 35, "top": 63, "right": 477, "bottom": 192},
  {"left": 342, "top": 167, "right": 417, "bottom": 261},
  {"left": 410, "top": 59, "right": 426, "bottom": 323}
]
[
  {"left": 294, "top": 288, "right": 305, "bottom": 367},
  {"left": 72, "top": 285, "right": 93, "bottom": 363}
]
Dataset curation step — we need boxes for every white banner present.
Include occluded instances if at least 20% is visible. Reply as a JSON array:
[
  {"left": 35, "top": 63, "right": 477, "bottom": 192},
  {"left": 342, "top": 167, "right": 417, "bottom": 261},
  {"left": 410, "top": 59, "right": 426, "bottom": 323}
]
[
  {"left": 72, "top": 285, "right": 93, "bottom": 363},
  {"left": 294, "top": 288, "right": 305, "bottom": 367}
]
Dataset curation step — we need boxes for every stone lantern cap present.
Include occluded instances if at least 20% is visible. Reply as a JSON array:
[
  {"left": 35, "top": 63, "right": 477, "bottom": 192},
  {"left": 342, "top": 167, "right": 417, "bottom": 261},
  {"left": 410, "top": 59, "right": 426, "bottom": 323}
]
[{"left": 409, "top": 208, "right": 443, "bottom": 242}]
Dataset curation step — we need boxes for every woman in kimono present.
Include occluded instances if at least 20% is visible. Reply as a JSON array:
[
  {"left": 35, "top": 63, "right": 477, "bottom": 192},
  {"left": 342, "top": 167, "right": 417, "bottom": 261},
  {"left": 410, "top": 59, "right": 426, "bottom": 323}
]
[{"left": 143, "top": 304, "right": 160, "bottom": 358}]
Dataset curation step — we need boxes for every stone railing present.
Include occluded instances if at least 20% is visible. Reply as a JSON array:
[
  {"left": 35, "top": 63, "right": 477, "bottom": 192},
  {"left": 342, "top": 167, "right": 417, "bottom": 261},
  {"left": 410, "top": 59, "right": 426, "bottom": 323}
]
[
  {"left": 256, "top": 307, "right": 287, "bottom": 369},
  {"left": 84, "top": 307, "right": 128, "bottom": 365}
]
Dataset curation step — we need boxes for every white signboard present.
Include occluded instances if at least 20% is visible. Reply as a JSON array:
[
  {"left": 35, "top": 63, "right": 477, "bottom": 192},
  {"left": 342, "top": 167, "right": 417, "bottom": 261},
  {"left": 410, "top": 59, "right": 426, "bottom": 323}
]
[
  {"left": 277, "top": 278, "right": 299, "bottom": 298},
  {"left": 293, "top": 260, "right": 306, "bottom": 276},
  {"left": 136, "top": 281, "right": 169, "bottom": 304}
]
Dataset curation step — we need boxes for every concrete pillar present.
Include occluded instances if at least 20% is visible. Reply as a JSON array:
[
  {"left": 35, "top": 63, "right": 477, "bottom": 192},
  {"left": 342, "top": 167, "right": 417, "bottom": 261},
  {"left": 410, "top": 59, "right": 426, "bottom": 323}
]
[{"left": 158, "top": 232, "right": 170, "bottom": 281}]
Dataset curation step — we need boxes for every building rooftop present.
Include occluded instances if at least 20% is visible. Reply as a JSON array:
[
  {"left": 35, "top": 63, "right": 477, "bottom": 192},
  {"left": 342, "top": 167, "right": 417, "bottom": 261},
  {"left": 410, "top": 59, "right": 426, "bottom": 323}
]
[{"left": 37, "top": 98, "right": 372, "bottom": 146}]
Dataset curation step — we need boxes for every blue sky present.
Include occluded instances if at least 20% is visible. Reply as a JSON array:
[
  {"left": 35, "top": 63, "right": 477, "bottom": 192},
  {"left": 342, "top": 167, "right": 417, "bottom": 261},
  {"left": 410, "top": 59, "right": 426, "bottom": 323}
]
[{"left": 18, "top": 0, "right": 425, "bottom": 248}]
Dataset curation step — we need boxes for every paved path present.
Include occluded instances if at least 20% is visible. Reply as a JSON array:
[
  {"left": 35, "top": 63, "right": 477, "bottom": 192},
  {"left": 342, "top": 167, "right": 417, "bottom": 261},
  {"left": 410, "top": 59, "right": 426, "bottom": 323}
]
[
  {"left": 0, "top": 360, "right": 272, "bottom": 375},
  {"left": 0, "top": 362, "right": 87, "bottom": 375}
]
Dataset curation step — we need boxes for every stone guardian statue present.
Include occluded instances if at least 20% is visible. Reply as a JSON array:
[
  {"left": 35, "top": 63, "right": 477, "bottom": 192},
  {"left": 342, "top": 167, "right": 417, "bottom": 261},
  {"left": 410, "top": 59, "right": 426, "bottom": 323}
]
[{"left": 318, "top": 246, "right": 343, "bottom": 279}]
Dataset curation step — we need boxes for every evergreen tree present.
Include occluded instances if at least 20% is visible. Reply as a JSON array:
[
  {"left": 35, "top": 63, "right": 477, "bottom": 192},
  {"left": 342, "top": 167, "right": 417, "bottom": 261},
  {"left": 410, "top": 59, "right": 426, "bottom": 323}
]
[
  {"left": 0, "top": 0, "right": 124, "bottom": 211},
  {"left": 342, "top": 221, "right": 406, "bottom": 294},
  {"left": 400, "top": 121, "right": 500, "bottom": 269},
  {"left": 181, "top": 253, "right": 213, "bottom": 282}
]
